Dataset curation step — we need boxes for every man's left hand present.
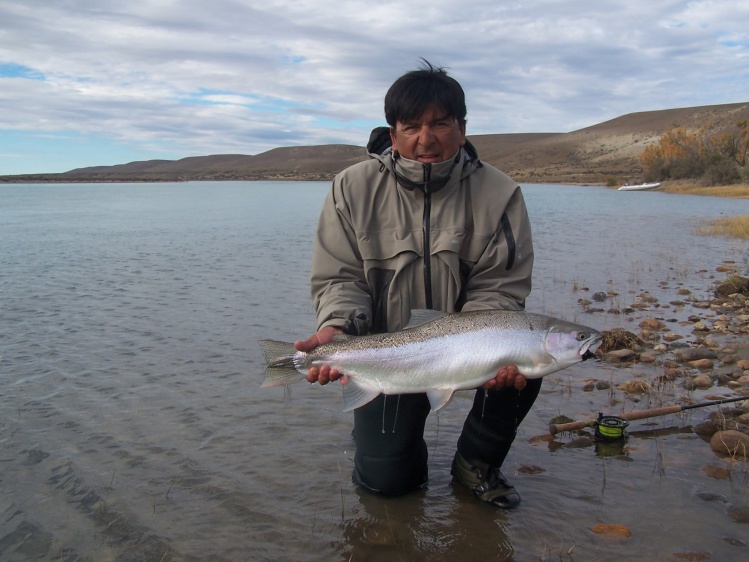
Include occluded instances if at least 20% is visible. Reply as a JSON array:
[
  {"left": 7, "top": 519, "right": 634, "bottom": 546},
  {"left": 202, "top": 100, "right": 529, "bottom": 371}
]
[{"left": 483, "top": 365, "right": 526, "bottom": 391}]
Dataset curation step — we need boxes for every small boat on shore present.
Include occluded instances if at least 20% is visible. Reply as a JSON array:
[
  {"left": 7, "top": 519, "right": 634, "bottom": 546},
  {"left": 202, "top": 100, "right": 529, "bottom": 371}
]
[{"left": 618, "top": 182, "right": 661, "bottom": 191}]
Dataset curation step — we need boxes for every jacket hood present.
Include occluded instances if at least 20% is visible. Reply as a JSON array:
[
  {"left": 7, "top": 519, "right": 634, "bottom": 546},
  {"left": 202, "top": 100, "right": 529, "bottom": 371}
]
[{"left": 365, "top": 126, "right": 483, "bottom": 191}]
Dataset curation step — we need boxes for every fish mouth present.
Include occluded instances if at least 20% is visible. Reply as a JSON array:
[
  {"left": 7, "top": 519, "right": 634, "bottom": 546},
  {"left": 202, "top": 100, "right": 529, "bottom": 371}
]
[{"left": 580, "top": 336, "right": 603, "bottom": 361}]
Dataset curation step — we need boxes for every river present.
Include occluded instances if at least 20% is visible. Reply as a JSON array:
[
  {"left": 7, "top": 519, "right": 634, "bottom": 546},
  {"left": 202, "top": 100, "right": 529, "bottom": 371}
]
[{"left": 1, "top": 181, "right": 748, "bottom": 560}]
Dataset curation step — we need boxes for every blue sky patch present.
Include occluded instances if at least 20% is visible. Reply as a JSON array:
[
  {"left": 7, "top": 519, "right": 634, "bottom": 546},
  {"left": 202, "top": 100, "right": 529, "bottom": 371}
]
[{"left": 0, "top": 63, "right": 45, "bottom": 80}]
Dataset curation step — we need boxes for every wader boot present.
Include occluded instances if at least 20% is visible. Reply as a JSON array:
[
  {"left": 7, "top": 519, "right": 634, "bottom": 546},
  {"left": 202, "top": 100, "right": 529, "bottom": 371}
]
[{"left": 451, "top": 379, "right": 542, "bottom": 508}]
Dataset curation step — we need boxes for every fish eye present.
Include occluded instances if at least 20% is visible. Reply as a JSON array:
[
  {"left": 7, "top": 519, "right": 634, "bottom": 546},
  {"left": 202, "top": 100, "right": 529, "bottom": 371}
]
[{"left": 576, "top": 332, "right": 588, "bottom": 341}]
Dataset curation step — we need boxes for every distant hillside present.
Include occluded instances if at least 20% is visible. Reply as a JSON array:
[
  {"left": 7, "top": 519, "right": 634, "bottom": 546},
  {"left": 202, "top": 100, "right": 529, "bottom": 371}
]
[{"left": 3, "top": 102, "right": 748, "bottom": 184}]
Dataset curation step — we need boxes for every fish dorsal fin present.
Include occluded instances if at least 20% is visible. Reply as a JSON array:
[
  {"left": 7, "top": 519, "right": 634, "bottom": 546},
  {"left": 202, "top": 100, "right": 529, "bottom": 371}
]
[
  {"left": 426, "top": 389, "right": 455, "bottom": 412},
  {"left": 342, "top": 380, "right": 381, "bottom": 411},
  {"left": 405, "top": 309, "right": 447, "bottom": 329}
]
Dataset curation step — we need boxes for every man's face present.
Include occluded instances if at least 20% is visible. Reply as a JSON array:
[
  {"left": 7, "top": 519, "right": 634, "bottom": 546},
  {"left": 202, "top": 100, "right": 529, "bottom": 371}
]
[{"left": 390, "top": 105, "right": 466, "bottom": 164}]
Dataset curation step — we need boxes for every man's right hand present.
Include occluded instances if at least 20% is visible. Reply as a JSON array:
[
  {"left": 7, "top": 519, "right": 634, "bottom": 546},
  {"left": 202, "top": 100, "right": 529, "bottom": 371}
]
[{"left": 294, "top": 326, "right": 347, "bottom": 385}]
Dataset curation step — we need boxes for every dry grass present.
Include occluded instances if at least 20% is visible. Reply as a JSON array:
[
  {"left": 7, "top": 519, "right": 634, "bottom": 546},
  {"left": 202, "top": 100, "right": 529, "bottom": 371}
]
[
  {"left": 697, "top": 215, "right": 749, "bottom": 240},
  {"left": 662, "top": 183, "right": 749, "bottom": 199}
]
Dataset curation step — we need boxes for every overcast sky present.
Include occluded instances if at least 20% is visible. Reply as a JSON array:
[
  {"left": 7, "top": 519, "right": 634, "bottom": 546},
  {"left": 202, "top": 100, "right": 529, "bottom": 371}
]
[{"left": 1, "top": 0, "right": 748, "bottom": 175}]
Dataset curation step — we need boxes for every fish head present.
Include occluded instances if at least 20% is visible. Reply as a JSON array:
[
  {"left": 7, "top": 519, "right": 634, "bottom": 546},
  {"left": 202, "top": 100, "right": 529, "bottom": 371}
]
[{"left": 543, "top": 321, "right": 603, "bottom": 369}]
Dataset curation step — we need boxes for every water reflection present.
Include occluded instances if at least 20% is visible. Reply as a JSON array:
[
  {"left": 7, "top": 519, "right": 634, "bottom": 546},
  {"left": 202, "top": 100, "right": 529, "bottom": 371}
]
[{"left": 338, "top": 485, "right": 516, "bottom": 561}]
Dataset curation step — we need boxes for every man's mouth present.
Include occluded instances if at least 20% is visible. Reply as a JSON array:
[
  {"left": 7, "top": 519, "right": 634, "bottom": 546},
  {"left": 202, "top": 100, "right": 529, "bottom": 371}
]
[{"left": 417, "top": 154, "right": 440, "bottom": 163}]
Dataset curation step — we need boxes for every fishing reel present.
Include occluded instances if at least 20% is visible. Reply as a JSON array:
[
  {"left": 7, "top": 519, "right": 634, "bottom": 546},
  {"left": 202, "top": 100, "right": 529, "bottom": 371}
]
[{"left": 595, "top": 413, "right": 629, "bottom": 441}]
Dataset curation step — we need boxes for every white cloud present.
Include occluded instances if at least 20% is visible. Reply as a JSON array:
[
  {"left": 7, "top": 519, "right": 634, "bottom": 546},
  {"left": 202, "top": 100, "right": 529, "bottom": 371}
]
[{"left": 1, "top": 0, "right": 747, "bottom": 173}]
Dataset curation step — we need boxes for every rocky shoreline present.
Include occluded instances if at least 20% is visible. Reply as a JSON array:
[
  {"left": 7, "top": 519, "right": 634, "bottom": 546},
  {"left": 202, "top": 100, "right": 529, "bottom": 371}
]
[{"left": 586, "top": 273, "right": 749, "bottom": 460}]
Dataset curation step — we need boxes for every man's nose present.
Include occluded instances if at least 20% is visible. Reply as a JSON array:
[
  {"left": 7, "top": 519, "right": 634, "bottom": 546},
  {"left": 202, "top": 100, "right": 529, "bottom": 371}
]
[{"left": 417, "top": 125, "right": 437, "bottom": 143}]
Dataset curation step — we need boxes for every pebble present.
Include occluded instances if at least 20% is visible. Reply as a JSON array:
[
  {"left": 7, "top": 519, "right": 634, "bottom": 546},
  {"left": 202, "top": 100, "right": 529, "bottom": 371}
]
[
  {"left": 640, "top": 318, "right": 666, "bottom": 330},
  {"left": 692, "top": 374, "right": 713, "bottom": 388},
  {"left": 592, "top": 523, "right": 632, "bottom": 538},
  {"left": 709, "top": 430, "right": 749, "bottom": 459},
  {"left": 702, "top": 465, "right": 730, "bottom": 479},
  {"left": 673, "top": 348, "right": 718, "bottom": 361},
  {"left": 728, "top": 505, "right": 749, "bottom": 524},
  {"left": 688, "top": 359, "right": 714, "bottom": 370},
  {"left": 606, "top": 349, "right": 637, "bottom": 362}
]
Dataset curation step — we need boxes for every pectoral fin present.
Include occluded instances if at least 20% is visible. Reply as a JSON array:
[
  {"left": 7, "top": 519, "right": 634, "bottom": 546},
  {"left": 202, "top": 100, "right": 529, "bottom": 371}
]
[
  {"left": 426, "top": 389, "right": 455, "bottom": 412},
  {"left": 342, "top": 380, "right": 381, "bottom": 411}
]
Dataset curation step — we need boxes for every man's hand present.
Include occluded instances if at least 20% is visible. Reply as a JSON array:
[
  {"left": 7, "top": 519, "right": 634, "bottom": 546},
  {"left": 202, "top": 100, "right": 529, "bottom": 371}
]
[
  {"left": 294, "top": 326, "right": 348, "bottom": 385},
  {"left": 482, "top": 364, "right": 526, "bottom": 391}
]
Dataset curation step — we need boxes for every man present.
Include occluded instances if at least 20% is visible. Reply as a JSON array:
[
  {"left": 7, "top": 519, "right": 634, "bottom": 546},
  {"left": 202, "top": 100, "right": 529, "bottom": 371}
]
[{"left": 295, "top": 61, "right": 540, "bottom": 508}]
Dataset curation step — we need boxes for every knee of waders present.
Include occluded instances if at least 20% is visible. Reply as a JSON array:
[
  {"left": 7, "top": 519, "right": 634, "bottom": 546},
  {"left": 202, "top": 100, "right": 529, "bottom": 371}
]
[{"left": 353, "top": 447, "right": 428, "bottom": 496}]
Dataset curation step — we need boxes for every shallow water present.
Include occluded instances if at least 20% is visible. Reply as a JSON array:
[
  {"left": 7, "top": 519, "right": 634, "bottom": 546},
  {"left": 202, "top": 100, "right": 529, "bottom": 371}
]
[{"left": 1, "top": 181, "right": 748, "bottom": 561}]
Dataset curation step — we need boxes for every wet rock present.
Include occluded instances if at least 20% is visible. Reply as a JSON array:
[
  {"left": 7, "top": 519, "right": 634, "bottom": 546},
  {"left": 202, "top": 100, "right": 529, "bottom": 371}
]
[
  {"left": 639, "top": 318, "right": 666, "bottom": 330},
  {"left": 689, "top": 359, "right": 714, "bottom": 370},
  {"left": 693, "top": 322, "right": 709, "bottom": 332},
  {"left": 518, "top": 465, "right": 546, "bottom": 474},
  {"left": 673, "top": 348, "right": 718, "bottom": 362},
  {"left": 591, "top": 523, "right": 632, "bottom": 538},
  {"left": 714, "top": 275, "right": 749, "bottom": 298},
  {"left": 737, "top": 359, "right": 749, "bottom": 370},
  {"left": 583, "top": 382, "right": 596, "bottom": 392},
  {"left": 702, "top": 465, "right": 730, "bottom": 479},
  {"left": 663, "top": 333, "right": 684, "bottom": 342},
  {"left": 671, "top": 552, "right": 711, "bottom": 561},
  {"left": 595, "top": 380, "right": 611, "bottom": 390},
  {"left": 710, "top": 430, "right": 749, "bottom": 459},
  {"left": 692, "top": 374, "right": 714, "bottom": 388},
  {"left": 592, "top": 291, "right": 608, "bottom": 302},
  {"left": 727, "top": 505, "right": 749, "bottom": 524},
  {"left": 722, "top": 537, "right": 747, "bottom": 547},
  {"left": 639, "top": 352, "right": 658, "bottom": 363},
  {"left": 693, "top": 419, "right": 721, "bottom": 437},
  {"left": 606, "top": 349, "right": 637, "bottom": 362},
  {"left": 720, "top": 354, "right": 738, "bottom": 365},
  {"left": 663, "top": 367, "right": 684, "bottom": 380},
  {"left": 697, "top": 490, "right": 727, "bottom": 502},
  {"left": 736, "top": 375, "right": 749, "bottom": 386}
]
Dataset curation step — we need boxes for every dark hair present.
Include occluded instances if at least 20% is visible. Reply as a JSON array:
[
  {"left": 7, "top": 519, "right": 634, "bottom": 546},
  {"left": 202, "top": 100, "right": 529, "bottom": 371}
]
[{"left": 384, "top": 59, "right": 467, "bottom": 127}]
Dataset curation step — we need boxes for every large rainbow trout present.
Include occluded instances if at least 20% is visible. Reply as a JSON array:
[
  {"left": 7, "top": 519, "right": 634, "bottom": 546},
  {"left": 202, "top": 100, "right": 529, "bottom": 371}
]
[{"left": 259, "top": 309, "right": 602, "bottom": 412}]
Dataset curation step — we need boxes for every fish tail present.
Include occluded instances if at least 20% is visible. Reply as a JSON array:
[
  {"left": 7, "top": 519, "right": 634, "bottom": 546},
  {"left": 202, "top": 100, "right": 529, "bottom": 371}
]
[{"left": 258, "top": 339, "right": 304, "bottom": 387}]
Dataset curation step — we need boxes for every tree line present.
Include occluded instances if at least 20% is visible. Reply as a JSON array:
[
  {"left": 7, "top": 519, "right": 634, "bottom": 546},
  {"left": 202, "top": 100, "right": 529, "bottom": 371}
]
[{"left": 640, "top": 121, "right": 749, "bottom": 185}]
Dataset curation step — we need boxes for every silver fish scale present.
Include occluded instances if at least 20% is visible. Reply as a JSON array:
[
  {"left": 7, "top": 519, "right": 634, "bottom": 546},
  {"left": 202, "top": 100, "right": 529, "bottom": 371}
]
[
  {"left": 297, "top": 310, "right": 559, "bottom": 390},
  {"left": 260, "top": 308, "right": 602, "bottom": 411},
  {"left": 310, "top": 310, "right": 553, "bottom": 355}
]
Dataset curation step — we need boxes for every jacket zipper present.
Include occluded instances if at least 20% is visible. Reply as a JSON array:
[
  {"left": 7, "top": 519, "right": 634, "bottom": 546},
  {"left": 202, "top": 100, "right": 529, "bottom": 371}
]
[{"left": 422, "top": 163, "right": 433, "bottom": 309}]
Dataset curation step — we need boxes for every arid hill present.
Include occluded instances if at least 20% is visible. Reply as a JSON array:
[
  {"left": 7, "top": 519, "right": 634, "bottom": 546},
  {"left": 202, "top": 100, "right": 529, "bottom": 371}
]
[{"left": 3, "top": 102, "right": 748, "bottom": 184}]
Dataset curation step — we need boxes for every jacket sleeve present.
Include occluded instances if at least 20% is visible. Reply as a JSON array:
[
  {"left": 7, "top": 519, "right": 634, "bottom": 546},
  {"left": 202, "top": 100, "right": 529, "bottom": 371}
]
[
  {"left": 310, "top": 179, "right": 372, "bottom": 335},
  {"left": 460, "top": 186, "right": 534, "bottom": 313}
]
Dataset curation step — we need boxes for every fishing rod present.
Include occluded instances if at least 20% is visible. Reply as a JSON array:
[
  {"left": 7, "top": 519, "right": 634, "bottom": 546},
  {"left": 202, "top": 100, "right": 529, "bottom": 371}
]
[{"left": 548, "top": 395, "right": 749, "bottom": 435}]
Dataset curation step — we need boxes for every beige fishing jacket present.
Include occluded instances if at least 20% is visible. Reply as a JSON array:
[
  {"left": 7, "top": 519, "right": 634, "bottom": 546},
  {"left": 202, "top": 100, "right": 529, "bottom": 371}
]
[{"left": 311, "top": 127, "right": 534, "bottom": 335}]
